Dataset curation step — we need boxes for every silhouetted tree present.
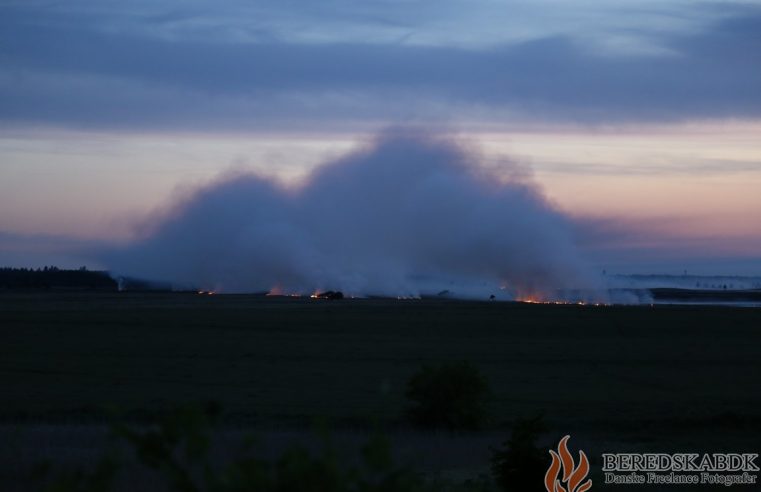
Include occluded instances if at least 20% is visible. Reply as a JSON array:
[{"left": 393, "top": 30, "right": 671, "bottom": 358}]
[
  {"left": 405, "top": 361, "right": 491, "bottom": 430},
  {"left": 491, "top": 416, "right": 550, "bottom": 492}
]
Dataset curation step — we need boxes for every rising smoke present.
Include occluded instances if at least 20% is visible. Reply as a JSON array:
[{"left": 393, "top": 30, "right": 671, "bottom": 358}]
[{"left": 105, "top": 131, "right": 602, "bottom": 300}]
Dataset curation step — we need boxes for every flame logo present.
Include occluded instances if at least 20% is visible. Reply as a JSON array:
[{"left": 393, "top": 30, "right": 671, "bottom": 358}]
[{"left": 544, "top": 435, "right": 592, "bottom": 492}]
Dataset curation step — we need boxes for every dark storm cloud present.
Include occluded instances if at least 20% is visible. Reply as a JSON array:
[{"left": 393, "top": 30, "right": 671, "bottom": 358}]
[{"left": 0, "top": 4, "right": 760, "bottom": 128}]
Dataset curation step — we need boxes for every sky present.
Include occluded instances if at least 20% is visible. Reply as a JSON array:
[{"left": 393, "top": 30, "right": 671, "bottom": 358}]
[{"left": 1, "top": 0, "right": 760, "bottom": 275}]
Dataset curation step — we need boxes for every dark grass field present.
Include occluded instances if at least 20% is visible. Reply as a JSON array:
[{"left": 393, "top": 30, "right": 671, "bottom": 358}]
[{"left": 1, "top": 292, "right": 760, "bottom": 489}]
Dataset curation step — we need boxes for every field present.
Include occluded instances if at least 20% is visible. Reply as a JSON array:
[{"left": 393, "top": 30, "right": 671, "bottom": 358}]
[{"left": 1, "top": 292, "right": 760, "bottom": 489}]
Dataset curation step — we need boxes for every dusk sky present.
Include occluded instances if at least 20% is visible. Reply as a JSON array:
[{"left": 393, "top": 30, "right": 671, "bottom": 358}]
[{"left": 1, "top": 0, "right": 760, "bottom": 274}]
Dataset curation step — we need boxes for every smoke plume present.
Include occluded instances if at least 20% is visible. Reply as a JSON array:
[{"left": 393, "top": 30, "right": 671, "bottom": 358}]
[{"left": 106, "top": 131, "right": 600, "bottom": 300}]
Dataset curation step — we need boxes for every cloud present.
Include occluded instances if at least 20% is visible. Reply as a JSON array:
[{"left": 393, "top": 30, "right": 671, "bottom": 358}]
[
  {"left": 0, "top": 0, "right": 713, "bottom": 48},
  {"left": 104, "top": 131, "right": 600, "bottom": 299},
  {"left": 1, "top": 3, "right": 759, "bottom": 129},
  {"left": 537, "top": 158, "right": 761, "bottom": 176}
]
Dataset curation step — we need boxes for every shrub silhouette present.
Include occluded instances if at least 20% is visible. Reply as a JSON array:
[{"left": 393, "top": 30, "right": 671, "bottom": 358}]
[
  {"left": 32, "top": 455, "right": 118, "bottom": 492},
  {"left": 35, "top": 402, "right": 504, "bottom": 491},
  {"left": 405, "top": 361, "right": 491, "bottom": 430},
  {"left": 35, "top": 403, "right": 442, "bottom": 492},
  {"left": 490, "top": 416, "right": 550, "bottom": 492}
]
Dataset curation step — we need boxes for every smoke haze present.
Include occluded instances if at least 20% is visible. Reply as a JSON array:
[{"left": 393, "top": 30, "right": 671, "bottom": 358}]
[{"left": 106, "top": 131, "right": 600, "bottom": 300}]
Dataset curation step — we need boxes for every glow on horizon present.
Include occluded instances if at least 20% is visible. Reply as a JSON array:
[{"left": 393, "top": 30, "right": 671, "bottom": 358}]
[
  {"left": 479, "top": 121, "right": 761, "bottom": 242},
  {"left": 0, "top": 121, "right": 759, "bottom": 261}
]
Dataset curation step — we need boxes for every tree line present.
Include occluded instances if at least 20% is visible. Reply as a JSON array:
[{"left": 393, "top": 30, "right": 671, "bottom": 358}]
[{"left": 0, "top": 266, "right": 117, "bottom": 290}]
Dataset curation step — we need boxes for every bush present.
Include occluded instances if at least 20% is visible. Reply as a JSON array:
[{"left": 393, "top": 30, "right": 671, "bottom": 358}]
[
  {"left": 490, "top": 416, "right": 549, "bottom": 492},
  {"left": 34, "top": 402, "right": 503, "bottom": 491},
  {"left": 35, "top": 403, "right": 442, "bottom": 492},
  {"left": 405, "top": 361, "right": 491, "bottom": 430}
]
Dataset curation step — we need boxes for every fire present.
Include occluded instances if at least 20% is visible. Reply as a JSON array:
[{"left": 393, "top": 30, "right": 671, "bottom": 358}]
[
  {"left": 266, "top": 286, "right": 305, "bottom": 297},
  {"left": 310, "top": 290, "right": 345, "bottom": 300},
  {"left": 517, "top": 296, "right": 572, "bottom": 305},
  {"left": 266, "top": 287, "right": 348, "bottom": 299},
  {"left": 517, "top": 296, "right": 607, "bottom": 307},
  {"left": 266, "top": 286, "right": 284, "bottom": 296},
  {"left": 544, "top": 436, "right": 592, "bottom": 492}
]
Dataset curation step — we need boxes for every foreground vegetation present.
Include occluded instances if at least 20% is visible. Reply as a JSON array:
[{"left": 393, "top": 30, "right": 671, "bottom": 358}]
[
  {"left": 32, "top": 403, "right": 551, "bottom": 492},
  {"left": 1, "top": 292, "right": 760, "bottom": 489}
]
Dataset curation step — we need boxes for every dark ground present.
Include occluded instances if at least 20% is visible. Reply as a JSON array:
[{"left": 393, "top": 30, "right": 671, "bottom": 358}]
[{"left": 1, "top": 292, "right": 759, "bottom": 489}]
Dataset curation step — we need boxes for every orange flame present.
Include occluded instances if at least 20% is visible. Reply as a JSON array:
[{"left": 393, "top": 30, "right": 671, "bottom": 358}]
[
  {"left": 544, "top": 436, "right": 592, "bottom": 492},
  {"left": 517, "top": 297, "right": 605, "bottom": 307},
  {"left": 267, "top": 286, "right": 284, "bottom": 296}
]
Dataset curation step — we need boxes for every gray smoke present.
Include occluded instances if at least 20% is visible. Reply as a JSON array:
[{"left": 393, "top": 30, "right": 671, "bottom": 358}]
[{"left": 106, "top": 131, "right": 601, "bottom": 300}]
